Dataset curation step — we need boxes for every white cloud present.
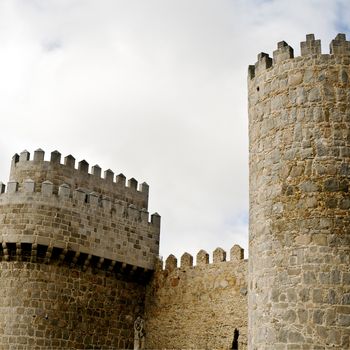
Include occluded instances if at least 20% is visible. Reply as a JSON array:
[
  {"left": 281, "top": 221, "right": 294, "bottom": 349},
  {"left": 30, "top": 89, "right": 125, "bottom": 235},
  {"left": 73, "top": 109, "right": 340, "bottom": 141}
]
[{"left": 0, "top": 0, "right": 347, "bottom": 261}]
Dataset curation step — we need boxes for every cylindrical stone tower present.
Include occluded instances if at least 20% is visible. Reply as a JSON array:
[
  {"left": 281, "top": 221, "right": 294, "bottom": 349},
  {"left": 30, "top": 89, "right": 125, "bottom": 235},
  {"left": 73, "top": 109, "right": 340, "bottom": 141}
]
[{"left": 248, "top": 34, "right": 350, "bottom": 349}]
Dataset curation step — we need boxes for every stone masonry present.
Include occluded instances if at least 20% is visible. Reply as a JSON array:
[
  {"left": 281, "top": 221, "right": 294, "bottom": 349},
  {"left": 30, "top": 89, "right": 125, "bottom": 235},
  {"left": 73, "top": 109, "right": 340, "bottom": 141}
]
[
  {"left": 0, "top": 32, "right": 349, "bottom": 350},
  {"left": 0, "top": 149, "right": 160, "bottom": 349},
  {"left": 248, "top": 34, "right": 350, "bottom": 349},
  {"left": 145, "top": 245, "right": 248, "bottom": 349},
  {"left": 0, "top": 261, "right": 145, "bottom": 349},
  {"left": 5, "top": 149, "right": 160, "bottom": 270}
]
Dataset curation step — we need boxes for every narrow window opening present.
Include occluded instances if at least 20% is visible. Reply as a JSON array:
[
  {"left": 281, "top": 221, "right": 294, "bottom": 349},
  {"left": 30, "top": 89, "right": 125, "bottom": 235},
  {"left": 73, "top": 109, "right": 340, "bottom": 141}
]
[
  {"left": 256, "top": 86, "right": 260, "bottom": 91},
  {"left": 231, "top": 328, "right": 239, "bottom": 350}
]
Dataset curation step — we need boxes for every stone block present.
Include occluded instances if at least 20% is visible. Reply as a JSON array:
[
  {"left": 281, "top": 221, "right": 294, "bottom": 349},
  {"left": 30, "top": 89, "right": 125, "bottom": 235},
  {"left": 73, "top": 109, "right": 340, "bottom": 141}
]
[
  {"left": 41, "top": 181, "right": 53, "bottom": 196},
  {"left": 196, "top": 250, "right": 209, "bottom": 266},
  {"left": 230, "top": 245, "right": 244, "bottom": 261},
  {"left": 7, "top": 181, "right": 18, "bottom": 193},
  {"left": 213, "top": 247, "right": 226, "bottom": 263},
  {"left": 50, "top": 150, "right": 61, "bottom": 164},
  {"left": 23, "top": 179, "right": 35, "bottom": 193},
  {"left": 180, "top": 252, "right": 193, "bottom": 268},
  {"left": 165, "top": 254, "right": 177, "bottom": 272},
  {"left": 58, "top": 184, "right": 70, "bottom": 198},
  {"left": 34, "top": 148, "right": 45, "bottom": 162}
]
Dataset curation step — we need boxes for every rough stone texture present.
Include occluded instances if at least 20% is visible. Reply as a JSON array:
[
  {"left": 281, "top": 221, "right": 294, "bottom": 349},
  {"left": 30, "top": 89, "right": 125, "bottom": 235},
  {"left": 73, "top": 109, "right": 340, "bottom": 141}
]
[
  {"left": 10, "top": 149, "right": 149, "bottom": 209},
  {"left": 0, "top": 153, "right": 160, "bottom": 270},
  {"left": 145, "top": 247, "right": 248, "bottom": 350},
  {"left": 0, "top": 183, "right": 159, "bottom": 270},
  {"left": 0, "top": 261, "right": 145, "bottom": 350},
  {"left": 248, "top": 34, "right": 350, "bottom": 349},
  {"left": 2, "top": 33, "right": 349, "bottom": 350},
  {"left": 0, "top": 151, "right": 160, "bottom": 349}
]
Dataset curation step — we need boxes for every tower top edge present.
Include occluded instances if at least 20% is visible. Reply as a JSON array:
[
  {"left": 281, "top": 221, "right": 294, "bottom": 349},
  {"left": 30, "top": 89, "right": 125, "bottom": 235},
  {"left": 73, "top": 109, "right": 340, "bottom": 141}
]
[{"left": 248, "top": 33, "right": 350, "bottom": 80}]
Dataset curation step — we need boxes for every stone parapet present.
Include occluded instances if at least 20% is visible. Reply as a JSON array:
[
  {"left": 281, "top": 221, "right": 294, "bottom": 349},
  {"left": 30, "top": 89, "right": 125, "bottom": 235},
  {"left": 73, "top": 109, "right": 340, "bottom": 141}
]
[
  {"left": 145, "top": 244, "right": 248, "bottom": 350},
  {"left": 163, "top": 244, "right": 245, "bottom": 271},
  {"left": 0, "top": 150, "right": 160, "bottom": 350},
  {"left": 10, "top": 149, "right": 149, "bottom": 209},
  {"left": 0, "top": 178, "right": 160, "bottom": 271},
  {"left": 248, "top": 33, "right": 350, "bottom": 80}
]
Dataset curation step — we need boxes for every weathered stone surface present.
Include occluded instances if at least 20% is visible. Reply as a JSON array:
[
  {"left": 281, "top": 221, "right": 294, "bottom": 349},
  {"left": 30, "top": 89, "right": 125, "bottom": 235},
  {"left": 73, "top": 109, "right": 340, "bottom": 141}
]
[
  {"left": 248, "top": 33, "right": 350, "bottom": 349},
  {"left": 0, "top": 151, "right": 160, "bottom": 349},
  {"left": 145, "top": 254, "right": 248, "bottom": 350},
  {"left": 10, "top": 152, "right": 149, "bottom": 209},
  {"left": 0, "top": 177, "right": 159, "bottom": 270},
  {"left": 0, "top": 261, "right": 145, "bottom": 349},
  {"left": 0, "top": 32, "right": 349, "bottom": 350}
]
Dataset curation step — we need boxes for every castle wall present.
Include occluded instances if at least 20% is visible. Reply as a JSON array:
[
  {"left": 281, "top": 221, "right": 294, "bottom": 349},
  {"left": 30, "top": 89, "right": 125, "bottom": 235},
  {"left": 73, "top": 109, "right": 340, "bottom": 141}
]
[
  {"left": 0, "top": 261, "right": 145, "bottom": 350},
  {"left": 248, "top": 34, "right": 350, "bottom": 349},
  {"left": 0, "top": 150, "right": 161, "bottom": 349},
  {"left": 0, "top": 178, "right": 159, "bottom": 270},
  {"left": 145, "top": 246, "right": 248, "bottom": 349}
]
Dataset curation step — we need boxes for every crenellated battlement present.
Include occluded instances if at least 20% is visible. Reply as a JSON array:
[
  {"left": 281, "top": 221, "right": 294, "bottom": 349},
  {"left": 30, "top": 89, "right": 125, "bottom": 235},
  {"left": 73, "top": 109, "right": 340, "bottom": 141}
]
[
  {"left": 0, "top": 149, "right": 161, "bottom": 348},
  {"left": 145, "top": 244, "right": 248, "bottom": 349},
  {"left": 10, "top": 149, "right": 149, "bottom": 209},
  {"left": 0, "top": 177, "right": 160, "bottom": 270},
  {"left": 248, "top": 33, "right": 350, "bottom": 349},
  {"left": 248, "top": 33, "right": 350, "bottom": 80},
  {"left": 0, "top": 151, "right": 161, "bottom": 271},
  {"left": 0, "top": 178, "right": 160, "bottom": 227},
  {"left": 162, "top": 244, "right": 245, "bottom": 272}
]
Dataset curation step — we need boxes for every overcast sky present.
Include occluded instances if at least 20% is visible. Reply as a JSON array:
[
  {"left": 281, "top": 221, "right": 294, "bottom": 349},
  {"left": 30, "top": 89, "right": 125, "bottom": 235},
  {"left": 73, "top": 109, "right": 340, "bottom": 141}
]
[{"left": 0, "top": 0, "right": 349, "bottom": 262}]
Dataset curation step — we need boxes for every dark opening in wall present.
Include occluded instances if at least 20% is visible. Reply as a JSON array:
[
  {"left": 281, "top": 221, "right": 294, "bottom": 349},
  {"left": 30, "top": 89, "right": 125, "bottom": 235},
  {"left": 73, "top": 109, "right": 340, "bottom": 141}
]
[{"left": 231, "top": 328, "right": 239, "bottom": 350}]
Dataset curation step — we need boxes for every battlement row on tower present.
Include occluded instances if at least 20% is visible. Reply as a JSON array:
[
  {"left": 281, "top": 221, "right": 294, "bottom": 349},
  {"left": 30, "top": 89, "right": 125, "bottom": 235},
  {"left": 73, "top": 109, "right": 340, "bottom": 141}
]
[
  {"left": 0, "top": 178, "right": 160, "bottom": 270},
  {"left": 248, "top": 33, "right": 350, "bottom": 349},
  {"left": 248, "top": 33, "right": 350, "bottom": 79},
  {"left": 11, "top": 149, "right": 149, "bottom": 209},
  {"left": 0, "top": 149, "right": 161, "bottom": 348},
  {"left": 163, "top": 244, "right": 245, "bottom": 272},
  {"left": 0, "top": 178, "right": 160, "bottom": 226}
]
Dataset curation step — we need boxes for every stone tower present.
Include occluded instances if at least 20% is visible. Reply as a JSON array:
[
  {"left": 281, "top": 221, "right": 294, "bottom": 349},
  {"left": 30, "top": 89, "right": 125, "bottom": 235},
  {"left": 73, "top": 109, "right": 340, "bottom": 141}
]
[
  {"left": 0, "top": 149, "right": 160, "bottom": 349},
  {"left": 248, "top": 34, "right": 350, "bottom": 349}
]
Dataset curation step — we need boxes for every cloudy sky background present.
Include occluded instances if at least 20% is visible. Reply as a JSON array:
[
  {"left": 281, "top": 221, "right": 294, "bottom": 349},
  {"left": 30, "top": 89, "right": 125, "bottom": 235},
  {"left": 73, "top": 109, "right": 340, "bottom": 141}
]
[{"left": 0, "top": 0, "right": 349, "bottom": 261}]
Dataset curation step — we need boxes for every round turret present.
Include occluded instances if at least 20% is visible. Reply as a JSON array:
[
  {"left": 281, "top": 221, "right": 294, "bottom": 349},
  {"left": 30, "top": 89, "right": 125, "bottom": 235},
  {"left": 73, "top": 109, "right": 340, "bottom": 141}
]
[
  {"left": 0, "top": 150, "right": 160, "bottom": 349},
  {"left": 248, "top": 34, "right": 350, "bottom": 349}
]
